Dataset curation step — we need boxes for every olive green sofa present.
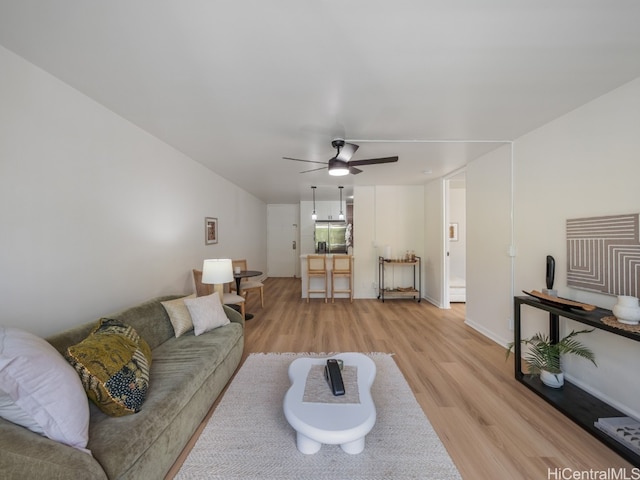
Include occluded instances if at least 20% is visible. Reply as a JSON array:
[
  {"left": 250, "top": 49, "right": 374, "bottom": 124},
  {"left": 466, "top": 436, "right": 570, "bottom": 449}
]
[{"left": 0, "top": 295, "right": 244, "bottom": 479}]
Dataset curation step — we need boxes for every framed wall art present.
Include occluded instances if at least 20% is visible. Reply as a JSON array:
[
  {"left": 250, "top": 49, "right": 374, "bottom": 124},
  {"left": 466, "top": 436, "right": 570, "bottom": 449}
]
[{"left": 205, "top": 217, "right": 218, "bottom": 245}]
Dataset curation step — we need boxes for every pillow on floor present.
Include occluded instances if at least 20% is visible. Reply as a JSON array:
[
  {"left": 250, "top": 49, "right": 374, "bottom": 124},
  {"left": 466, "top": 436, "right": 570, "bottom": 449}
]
[
  {"left": 184, "top": 293, "right": 230, "bottom": 336},
  {"left": 161, "top": 294, "right": 196, "bottom": 337},
  {"left": 0, "top": 326, "right": 90, "bottom": 452},
  {"left": 65, "top": 319, "right": 152, "bottom": 417}
]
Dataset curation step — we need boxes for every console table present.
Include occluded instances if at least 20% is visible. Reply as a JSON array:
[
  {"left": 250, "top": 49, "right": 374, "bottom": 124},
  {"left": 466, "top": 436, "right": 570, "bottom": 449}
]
[{"left": 514, "top": 295, "right": 640, "bottom": 466}]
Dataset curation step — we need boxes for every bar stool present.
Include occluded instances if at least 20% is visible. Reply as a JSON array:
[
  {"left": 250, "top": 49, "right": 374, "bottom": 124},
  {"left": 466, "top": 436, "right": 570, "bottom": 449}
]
[
  {"left": 331, "top": 254, "right": 353, "bottom": 303},
  {"left": 307, "top": 255, "right": 327, "bottom": 303}
]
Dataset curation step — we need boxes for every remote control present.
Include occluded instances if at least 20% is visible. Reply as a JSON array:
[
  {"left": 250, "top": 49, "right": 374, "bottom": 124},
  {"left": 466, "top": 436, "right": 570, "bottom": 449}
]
[{"left": 324, "top": 359, "right": 345, "bottom": 396}]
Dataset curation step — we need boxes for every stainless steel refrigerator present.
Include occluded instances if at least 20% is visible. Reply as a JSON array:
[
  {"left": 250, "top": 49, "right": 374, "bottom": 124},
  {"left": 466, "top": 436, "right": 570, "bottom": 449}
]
[{"left": 314, "top": 221, "right": 348, "bottom": 254}]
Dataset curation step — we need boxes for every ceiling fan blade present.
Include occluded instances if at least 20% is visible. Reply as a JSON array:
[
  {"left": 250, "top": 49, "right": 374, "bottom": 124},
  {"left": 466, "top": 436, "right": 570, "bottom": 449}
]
[
  {"left": 300, "top": 166, "right": 327, "bottom": 174},
  {"left": 336, "top": 142, "right": 359, "bottom": 162},
  {"left": 283, "top": 157, "right": 328, "bottom": 165},
  {"left": 349, "top": 156, "right": 398, "bottom": 167},
  {"left": 349, "top": 166, "right": 363, "bottom": 175}
]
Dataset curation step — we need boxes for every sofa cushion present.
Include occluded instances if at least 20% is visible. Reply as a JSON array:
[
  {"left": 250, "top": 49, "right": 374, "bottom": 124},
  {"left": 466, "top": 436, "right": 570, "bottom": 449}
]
[
  {"left": 184, "top": 293, "right": 230, "bottom": 336},
  {"left": 0, "top": 326, "right": 90, "bottom": 452},
  {"left": 161, "top": 294, "right": 196, "bottom": 337},
  {"left": 65, "top": 319, "right": 152, "bottom": 417}
]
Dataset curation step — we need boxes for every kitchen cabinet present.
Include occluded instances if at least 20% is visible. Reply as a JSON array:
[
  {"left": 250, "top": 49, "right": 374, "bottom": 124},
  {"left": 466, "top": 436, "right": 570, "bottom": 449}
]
[{"left": 314, "top": 201, "right": 346, "bottom": 220}]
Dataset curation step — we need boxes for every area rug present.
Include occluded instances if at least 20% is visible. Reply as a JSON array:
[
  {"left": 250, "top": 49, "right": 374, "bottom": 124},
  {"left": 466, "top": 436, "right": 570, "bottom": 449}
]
[{"left": 175, "top": 353, "right": 461, "bottom": 480}]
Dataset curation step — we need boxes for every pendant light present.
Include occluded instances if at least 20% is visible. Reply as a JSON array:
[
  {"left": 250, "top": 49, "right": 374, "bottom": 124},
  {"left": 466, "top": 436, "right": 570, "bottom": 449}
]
[
  {"left": 311, "top": 186, "right": 317, "bottom": 220},
  {"left": 338, "top": 186, "right": 345, "bottom": 220}
]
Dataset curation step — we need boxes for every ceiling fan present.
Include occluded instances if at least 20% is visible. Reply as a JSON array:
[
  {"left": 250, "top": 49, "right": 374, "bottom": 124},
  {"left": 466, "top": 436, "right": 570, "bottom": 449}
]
[{"left": 283, "top": 139, "right": 398, "bottom": 176}]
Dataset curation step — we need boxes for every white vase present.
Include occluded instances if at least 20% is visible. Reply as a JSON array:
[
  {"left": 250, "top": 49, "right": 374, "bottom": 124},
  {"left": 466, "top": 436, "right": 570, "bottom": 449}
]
[
  {"left": 540, "top": 369, "right": 564, "bottom": 388},
  {"left": 612, "top": 295, "right": 640, "bottom": 325}
]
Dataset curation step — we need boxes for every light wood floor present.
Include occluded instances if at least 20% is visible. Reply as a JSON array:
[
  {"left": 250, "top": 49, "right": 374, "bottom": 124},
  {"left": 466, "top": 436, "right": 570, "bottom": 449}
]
[{"left": 167, "top": 277, "right": 632, "bottom": 479}]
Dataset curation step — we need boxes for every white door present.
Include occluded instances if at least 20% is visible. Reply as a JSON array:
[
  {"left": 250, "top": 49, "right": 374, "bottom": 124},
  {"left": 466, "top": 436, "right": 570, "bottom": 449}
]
[{"left": 267, "top": 204, "right": 300, "bottom": 277}]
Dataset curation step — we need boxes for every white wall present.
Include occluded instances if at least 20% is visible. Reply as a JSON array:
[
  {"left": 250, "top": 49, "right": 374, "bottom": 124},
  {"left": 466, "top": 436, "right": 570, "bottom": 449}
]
[
  {"left": 0, "top": 46, "right": 267, "bottom": 337},
  {"left": 354, "top": 185, "right": 425, "bottom": 298},
  {"left": 352, "top": 186, "right": 377, "bottom": 297},
  {"left": 448, "top": 184, "right": 466, "bottom": 281},
  {"left": 423, "top": 180, "right": 444, "bottom": 306},
  {"left": 511, "top": 77, "right": 640, "bottom": 418},
  {"left": 421, "top": 78, "right": 640, "bottom": 417},
  {"left": 462, "top": 77, "right": 640, "bottom": 418},
  {"left": 465, "top": 145, "right": 514, "bottom": 344}
]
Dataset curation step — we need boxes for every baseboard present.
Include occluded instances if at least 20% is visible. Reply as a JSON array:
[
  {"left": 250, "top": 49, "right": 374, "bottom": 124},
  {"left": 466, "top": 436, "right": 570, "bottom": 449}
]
[
  {"left": 464, "top": 316, "right": 511, "bottom": 348},
  {"left": 422, "top": 294, "right": 443, "bottom": 308}
]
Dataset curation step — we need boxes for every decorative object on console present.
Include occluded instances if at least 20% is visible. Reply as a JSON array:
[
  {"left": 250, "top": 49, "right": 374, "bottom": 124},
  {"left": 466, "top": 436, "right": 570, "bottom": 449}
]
[
  {"left": 594, "top": 417, "right": 640, "bottom": 455},
  {"left": 506, "top": 328, "right": 597, "bottom": 388},
  {"left": 567, "top": 213, "right": 640, "bottom": 298},
  {"left": 612, "top": 295, "right": 640, "bottom": 325},
  {"left": 523, "top": 290, "right": 596, "bottom": 311},
  {"left": 601, "top": 315, "right": 640, "bottom": 333},
  {"left": 202, "top": 258, "right": 234, "bottom": 302},
  {"left": 542, "top": 255, "right": 557, "bottom": 297},
  {"left": 205, "top": 217, "right": 218, "bottom": 245}
]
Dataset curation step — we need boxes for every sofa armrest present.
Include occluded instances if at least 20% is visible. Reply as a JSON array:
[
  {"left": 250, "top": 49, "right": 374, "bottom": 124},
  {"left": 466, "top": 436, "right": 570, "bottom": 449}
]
[
  {"left": 0, "top": 418, "right": 107, "bottom": 480},
  {"left": 223, "top": 304, "right": 244, "bottom": 327}
]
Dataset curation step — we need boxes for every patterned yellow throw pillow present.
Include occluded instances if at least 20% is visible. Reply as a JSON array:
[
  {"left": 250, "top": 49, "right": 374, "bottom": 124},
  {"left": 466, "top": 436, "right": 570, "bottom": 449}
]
[{"left": 65, "top": 319, "right": 152, "bottom": 417}]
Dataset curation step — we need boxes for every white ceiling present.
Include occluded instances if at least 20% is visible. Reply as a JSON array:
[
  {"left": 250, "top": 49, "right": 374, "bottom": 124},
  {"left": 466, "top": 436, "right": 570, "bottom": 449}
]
[{"left": 2, "top": 1, "right": 640, "bottom": 203}]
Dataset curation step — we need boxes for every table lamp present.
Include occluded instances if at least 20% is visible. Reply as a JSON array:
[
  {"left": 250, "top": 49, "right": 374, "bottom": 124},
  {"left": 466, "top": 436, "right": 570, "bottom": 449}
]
[{"left": 201, "top": 259, "right": 233, "bottom": 302}]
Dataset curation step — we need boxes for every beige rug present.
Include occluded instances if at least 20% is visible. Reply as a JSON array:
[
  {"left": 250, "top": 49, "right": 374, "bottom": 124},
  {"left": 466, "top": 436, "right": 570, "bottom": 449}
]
[{"left": 176, "top": 353, "right": 462, "bottom": 480}]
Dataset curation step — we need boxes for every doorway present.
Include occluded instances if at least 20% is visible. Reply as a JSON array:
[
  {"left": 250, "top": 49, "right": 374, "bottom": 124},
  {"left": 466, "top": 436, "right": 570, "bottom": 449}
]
[{"left": 444, "top": 171, "right": 466, "bottom": 308}]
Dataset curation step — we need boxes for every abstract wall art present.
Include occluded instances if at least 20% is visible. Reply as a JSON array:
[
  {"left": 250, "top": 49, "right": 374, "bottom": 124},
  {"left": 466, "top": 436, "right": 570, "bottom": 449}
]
[{"left": 566, "top": 213, "right": 640, "bottom": 297}]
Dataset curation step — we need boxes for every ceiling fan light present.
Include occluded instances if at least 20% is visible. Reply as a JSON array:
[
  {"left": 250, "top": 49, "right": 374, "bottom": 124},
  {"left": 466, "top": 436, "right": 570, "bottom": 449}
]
[{"left": 328, "top": 158, "right": 349, "bottom": 176}]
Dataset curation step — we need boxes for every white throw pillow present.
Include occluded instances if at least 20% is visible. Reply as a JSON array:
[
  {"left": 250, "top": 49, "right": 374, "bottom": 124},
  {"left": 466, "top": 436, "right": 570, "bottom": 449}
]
[
  {"left": 161, "top": 294, "right": 196, "bottom": 337},
  {"left": 0, "top": 326, "right": 90, "bottom": 453},
  {"left": 184, "top": 293, "right": 230, "bottom": 336},
  {"left": 0, "top": 388, "right": 45, "bottom": 434}
]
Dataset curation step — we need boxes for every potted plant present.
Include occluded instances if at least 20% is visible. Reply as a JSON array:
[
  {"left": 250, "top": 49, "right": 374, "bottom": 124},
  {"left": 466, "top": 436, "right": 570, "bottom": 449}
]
[{"left": 506, "top": 328, "right": 597, "bottom": 388}]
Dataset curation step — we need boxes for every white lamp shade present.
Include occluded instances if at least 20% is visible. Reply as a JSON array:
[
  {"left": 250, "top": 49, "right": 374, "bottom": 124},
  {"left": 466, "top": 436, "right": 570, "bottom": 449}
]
[{"left": 201, "top": 259, "right": 233, "bottom": 284}]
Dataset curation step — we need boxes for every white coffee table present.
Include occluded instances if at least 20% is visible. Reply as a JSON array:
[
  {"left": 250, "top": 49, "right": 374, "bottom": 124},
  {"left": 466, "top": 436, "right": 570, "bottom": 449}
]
[{"left": 283, "top": 352, "right": 376, "bottom": 454}]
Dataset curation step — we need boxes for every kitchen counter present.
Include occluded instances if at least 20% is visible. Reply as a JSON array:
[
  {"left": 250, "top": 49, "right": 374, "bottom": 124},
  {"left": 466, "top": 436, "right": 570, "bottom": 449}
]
[{"left": 300, "top": 254, "right": 353, "bottom": 300}]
